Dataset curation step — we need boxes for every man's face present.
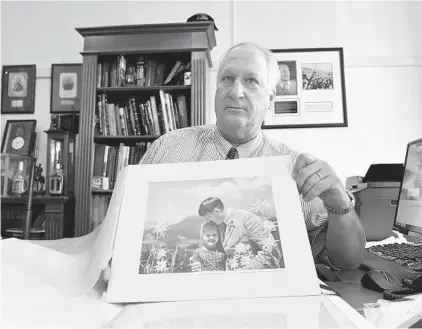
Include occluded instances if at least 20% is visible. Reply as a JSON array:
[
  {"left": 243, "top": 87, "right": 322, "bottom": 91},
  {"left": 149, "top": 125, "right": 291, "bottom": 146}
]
[
  {"left": 204, "top": 209, "right": 224, "bottom": 224},
  {"left": 279, "top": 64, "right": 290, "bottom": 82},
  {"left": 214, "top": 45, "right": 274, "bottom": 142},
  {"left": 202, "top": 228, "right": 219, "bottom": 248}
]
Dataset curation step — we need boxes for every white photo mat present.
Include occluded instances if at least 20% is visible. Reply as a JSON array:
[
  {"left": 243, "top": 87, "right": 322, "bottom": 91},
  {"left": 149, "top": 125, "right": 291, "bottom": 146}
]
[
  {"left": 264, "top": 48, "right": 347, "bottom": 129},
  {"left": 106, "top": 156, "right": 321, "bottom": 303},
  {"left": 108, "top": 296, "right": 324, "bottom": 328}
]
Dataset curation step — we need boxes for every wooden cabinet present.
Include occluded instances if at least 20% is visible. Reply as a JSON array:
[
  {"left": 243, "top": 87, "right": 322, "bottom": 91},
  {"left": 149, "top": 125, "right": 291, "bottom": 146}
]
[{"left": 74, "top": 22, "right": 216, "bottom": 236}]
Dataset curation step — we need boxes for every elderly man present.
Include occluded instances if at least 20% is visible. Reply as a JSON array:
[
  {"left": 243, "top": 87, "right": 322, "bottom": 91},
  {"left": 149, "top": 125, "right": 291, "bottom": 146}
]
[{"left": 137, "top": 42, "right": 365, "bottom": 271}]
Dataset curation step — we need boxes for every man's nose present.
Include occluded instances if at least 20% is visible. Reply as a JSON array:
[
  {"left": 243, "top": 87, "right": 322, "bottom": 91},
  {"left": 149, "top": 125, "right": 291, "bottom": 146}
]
[{"left": 228, "top": 79, "right": 244, "bottom": 99}]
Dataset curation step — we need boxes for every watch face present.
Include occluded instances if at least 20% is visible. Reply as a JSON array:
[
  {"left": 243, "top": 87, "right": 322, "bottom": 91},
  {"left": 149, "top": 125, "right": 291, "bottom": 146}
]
[{"left": 12, "top": 137, "right": 25, "bottom": 150}]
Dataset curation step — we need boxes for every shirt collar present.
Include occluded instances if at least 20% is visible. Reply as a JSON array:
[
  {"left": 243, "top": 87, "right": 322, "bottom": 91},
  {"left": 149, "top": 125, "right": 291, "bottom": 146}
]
[
  {"left": 212, "top": 125, "right": 263, "bottom": 158},
  {"left": 223, "top": 208, "right": 233, "bottom": 225}
]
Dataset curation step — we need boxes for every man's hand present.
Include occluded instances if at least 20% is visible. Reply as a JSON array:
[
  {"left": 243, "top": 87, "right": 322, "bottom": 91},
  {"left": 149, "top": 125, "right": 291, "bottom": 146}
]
[{"left": 292, "top": 153, "right": 350, "bottom": 209}]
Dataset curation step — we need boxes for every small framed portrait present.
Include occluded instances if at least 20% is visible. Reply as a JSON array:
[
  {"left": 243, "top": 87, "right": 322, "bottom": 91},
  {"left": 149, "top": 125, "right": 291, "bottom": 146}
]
[
  {"left": 275, "top": 61, "right": 298, "bottom": 96},
  {"left": 1, "top": 120, "right": 37, "bottom": 156},
  {"left": 1, "top": 65, "right": 36, "bottom": 114},
  {"left": 264, "top": 48, "right": 347, "bottom": 129},
  {"left": 50, "top": 63, "right": 82, "bottom": 113}
]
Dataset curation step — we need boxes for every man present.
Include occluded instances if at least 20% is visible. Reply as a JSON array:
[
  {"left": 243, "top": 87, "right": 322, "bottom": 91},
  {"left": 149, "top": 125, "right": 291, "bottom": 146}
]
[
  {"left": 193, "top": 197, "right": 283, "bottom": 271},
  {"left": 276, "top": 63, "right": 297, "bottom": 96},
  {"left": 136, "top": 41, "right": 365, "bottom": 271}
]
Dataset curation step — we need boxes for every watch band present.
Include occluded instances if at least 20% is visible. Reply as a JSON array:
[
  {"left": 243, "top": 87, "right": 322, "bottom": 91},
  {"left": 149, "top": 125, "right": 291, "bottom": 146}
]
[{"left": 325, "top": 189, "right": 356, "bottom": 216}]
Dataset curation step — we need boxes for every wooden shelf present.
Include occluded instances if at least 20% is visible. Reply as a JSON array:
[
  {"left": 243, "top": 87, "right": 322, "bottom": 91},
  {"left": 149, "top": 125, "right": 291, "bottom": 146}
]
[
  {"left": 94, "top": 135, "right": 160, "bottom": 145},
  {"left": 97, "top": 85, "right": 190, "bottom": 92},
  {"left": 92, "top": 189, "right": 113, "bottom": 195},
  {"left": 75, "top": 22, "right": 216, "bottom": 236}
]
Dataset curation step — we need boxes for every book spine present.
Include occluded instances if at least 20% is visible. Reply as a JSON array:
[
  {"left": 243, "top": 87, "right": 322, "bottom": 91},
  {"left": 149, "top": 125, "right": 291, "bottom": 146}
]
[
  {"left": 97, "top": 95, "right": 103, "bottom": 135},
  {"left": 165, "top": 93, "right": 176, "bottom": 131},
  {"left": 114, "top": 106, "right": 122, "bottom": 135},
  {"left": 97, "top": 63, "right": 103, "bottom": 88},
  {"left": 177, "top": 94, "right": 189, "bottom": 128},
  {"left": 119, "top": 107, "right": 128, "bottom": 136},
  {"left": 102, "top": 62, "right": 110, "bottom": 87},
  {"left": 117, "top": 55, "right": 126, "bottom": 87},
  {"left": 159, "top": 90, "right": 170, "bottom": 133},
  {"left": 149, "top": 96, "right": 161, "bottom": 135},
  {"left": 139, "top": 103, "right": 149, "bottom": 135}
]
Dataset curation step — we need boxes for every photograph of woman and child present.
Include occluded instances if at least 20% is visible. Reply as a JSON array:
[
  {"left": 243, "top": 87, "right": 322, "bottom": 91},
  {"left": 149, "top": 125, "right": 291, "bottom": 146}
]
[{"left": 138, "top": 176, "right": 285, "bottom": 274}]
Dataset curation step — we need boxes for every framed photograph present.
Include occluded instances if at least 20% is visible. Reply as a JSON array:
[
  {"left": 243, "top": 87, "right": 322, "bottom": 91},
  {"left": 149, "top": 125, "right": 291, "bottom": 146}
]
[
  {"left": 50, "top": 63, "right": 82, "bottom": 113},
  {"left": 264, "top": 48, "right": 347, "bottom": 129},
  {"left": 1, "top": 65, "right": 36, "bottom": 114},
  {"left": 106, "top": 157, "right": 320, "bottom": 303},
  {"left": 1, "top": 120, "right": 37, "bottom": 156}
]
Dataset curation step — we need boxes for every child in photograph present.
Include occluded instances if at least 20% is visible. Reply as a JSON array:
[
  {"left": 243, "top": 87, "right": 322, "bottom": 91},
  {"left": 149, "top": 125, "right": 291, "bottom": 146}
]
[{"left": 190, "top": 221, "right": 226, "bottom": 272}]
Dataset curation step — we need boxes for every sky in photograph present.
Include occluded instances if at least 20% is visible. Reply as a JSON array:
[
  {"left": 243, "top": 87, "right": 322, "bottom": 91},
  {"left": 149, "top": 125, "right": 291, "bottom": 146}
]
[{"left": 144, "top": 175, "right": 277, "bottom": 225}]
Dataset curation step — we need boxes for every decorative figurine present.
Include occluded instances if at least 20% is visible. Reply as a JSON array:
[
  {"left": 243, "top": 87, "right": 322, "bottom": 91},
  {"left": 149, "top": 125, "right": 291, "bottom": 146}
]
[
  {"left": 49, "top": 115, "right": 60, "bottom": 130},
  {"left": 33, "top": 163, "right": 46, "bottom": 195}
]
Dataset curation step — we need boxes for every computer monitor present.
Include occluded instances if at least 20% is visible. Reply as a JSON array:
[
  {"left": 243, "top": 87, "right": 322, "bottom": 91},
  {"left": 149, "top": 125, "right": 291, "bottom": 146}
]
[{"left": 394, "top": 138, "right": 422, "bottom": 235}]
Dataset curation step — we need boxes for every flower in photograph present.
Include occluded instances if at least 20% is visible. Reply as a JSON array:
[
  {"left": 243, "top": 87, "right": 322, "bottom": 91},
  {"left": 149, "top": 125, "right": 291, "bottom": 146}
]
[
  {"left": 234, "top": 243, "right": 250, "bottom": 255},
  {"left": 154, "top": 259, "right": 169, "bottom": 273},
  {"left": 262, "top": 219, "right": 277, "bottom": 233},
  {"left": 150, "top": 220, "right": 171, "bottom": 239},
  {"left": 240, "top": 255, "right": 251, "bottom": 267},
  {"left": 155, "top": 248, "right": 168, "bottom": 260},
  {"left": 262, "top": 236, "right": 276, "bottom": 251},
  {"left": 227, "top": 257, "right": 238, "bottom": 271},
  {"left": 250, "top": 197, "right": 268, "bottom": 216}
]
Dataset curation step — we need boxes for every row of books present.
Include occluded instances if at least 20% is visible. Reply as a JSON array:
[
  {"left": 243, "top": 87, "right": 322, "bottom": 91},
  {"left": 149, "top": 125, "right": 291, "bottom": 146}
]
[
  {"left": 96, "top": 92, "right": 189, "bottom": 136},
  {"left": 97, "top": 56, "right": 190, "bottom": 88},
  {"left": 92, "top": 143, "right": 150, "bottom": 190}
]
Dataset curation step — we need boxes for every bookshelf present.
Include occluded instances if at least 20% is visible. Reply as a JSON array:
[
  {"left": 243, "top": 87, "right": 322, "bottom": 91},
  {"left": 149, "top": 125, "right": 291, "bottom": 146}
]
[{"left": 74, "top": 22, "right": 216, "bottom": 236}]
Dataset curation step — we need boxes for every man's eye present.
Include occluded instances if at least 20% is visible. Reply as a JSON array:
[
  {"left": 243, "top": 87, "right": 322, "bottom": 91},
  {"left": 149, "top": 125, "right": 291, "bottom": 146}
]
[
  {"left": 221, "top": 76, "right": 234, "bottom": 83},
  {"left": 245, "top": 78, "right": 259, "bottom": 85}
]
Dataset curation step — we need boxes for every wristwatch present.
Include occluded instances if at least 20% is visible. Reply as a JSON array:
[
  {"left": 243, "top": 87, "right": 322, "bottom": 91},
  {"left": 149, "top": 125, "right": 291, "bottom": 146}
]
[{"left": 325, "top": 189, "right": 356, "bottom": 216}]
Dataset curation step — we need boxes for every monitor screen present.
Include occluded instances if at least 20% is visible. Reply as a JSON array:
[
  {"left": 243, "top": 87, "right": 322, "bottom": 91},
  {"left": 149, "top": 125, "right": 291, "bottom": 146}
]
[{"left": 395, "top": 138, "right": 422, "bottom": 234}]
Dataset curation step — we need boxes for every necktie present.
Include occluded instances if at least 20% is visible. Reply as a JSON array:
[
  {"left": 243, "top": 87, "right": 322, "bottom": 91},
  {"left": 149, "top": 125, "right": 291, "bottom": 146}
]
[{"left": 226, "top": 147, "right": 239, "bottom": 160}]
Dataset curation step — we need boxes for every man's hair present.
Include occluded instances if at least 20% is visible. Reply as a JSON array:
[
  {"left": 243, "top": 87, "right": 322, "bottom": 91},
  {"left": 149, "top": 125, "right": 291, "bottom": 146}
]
[
  {"left": 217, "top": 42, "right": 281, "bottom": 95},
  {"left": 198, "top": 197, "right": 224, "bottom": 216}
]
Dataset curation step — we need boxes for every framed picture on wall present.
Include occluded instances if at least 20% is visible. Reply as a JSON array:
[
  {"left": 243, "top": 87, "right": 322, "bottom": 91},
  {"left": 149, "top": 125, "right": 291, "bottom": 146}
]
[
  {"left": 1, "top": 65, "right": 36, "bottom": 114},
  {"left": 50, "top": 63, "right": 82, "bottom": 113},
  {"left": 263, "top": 48, "right": 348, "bottom": 129},
  {"left": 1, "top": 119, "right": 37, "bottom": 156}
]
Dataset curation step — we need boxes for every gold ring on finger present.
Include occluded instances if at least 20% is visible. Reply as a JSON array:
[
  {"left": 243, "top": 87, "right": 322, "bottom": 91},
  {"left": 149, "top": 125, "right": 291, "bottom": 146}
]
[{"left": 316, "top": 172, "right": 323, "bottom": 180}]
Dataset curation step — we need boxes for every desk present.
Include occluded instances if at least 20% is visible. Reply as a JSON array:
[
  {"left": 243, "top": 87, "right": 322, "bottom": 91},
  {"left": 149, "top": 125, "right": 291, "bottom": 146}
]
[
  {"left": 325, "top": 269, "right": 422, "bottom": 328},
  {"left": 1, "top": 195, "right": 75, "bottom": 239}
]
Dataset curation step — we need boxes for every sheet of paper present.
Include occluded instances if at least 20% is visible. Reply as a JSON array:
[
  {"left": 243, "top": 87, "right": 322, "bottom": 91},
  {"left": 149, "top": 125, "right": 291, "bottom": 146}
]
[
  {"left": 1, "top": 166, "right": 130, "bottom": 297},
  {"left": 363, "top": 294, "right": 422, "bottom": 328},
  {"left": 107, "top": 156, "right": 321, "bottom": 303},
  {"left": 107, "top": 296, "right": 322, "bottom": 328},
  {"left": 1, "top": 249, "right": 123, "bottom": 328}
]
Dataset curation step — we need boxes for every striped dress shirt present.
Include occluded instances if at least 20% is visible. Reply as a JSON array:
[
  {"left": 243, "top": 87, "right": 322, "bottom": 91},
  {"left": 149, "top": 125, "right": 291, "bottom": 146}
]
[{"left": 140, "top": 125, "right": 332, "bottom": 267}]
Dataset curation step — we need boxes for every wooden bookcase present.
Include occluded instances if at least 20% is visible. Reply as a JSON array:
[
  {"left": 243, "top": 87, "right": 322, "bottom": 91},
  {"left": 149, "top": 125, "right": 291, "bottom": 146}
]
[{"left": 74, "top": 22, "right": 216, "bottom": 236}]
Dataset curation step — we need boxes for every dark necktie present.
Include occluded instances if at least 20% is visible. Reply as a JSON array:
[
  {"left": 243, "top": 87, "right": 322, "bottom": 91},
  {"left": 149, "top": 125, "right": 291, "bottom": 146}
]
[{"left": 226, "top": 147, "right": 239, "bottom": 160}]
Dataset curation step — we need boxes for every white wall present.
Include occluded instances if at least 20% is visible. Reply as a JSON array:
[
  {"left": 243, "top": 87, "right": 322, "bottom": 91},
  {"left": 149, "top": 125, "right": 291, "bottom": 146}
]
[{"left": 2, "top": 1, "right": 422, "bottom": 182}]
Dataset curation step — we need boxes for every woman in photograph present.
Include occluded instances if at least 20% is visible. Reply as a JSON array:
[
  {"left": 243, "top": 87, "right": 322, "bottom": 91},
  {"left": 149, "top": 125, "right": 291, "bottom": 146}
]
[{"left": 190, "top": 221, "right": 226, "bottom": 272}]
